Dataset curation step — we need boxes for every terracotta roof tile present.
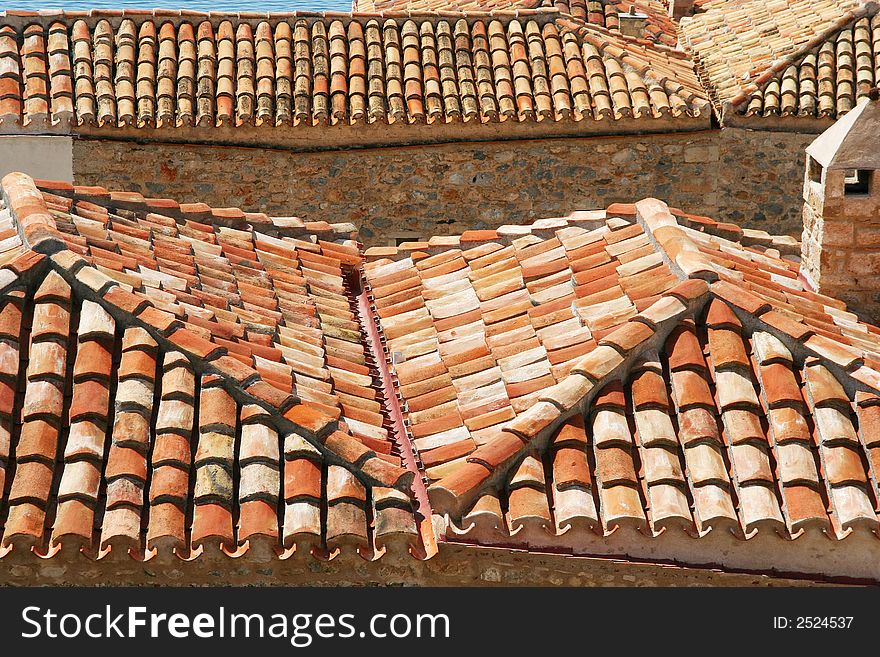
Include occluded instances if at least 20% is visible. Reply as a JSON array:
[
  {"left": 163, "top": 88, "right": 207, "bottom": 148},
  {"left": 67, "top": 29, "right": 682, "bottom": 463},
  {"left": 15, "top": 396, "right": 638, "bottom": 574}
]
[
  {"left": 442, "top": 292, "right": 857, "bottom": 543},
  {"left": 363, "top": 198, "right": 879, "bottom": 544},
  {"left": 368, "top": 196, "right": 880, "bottom": 580},
  {"left": 0, "top": 172, "right": 425, "bottom": 563},
  {"left": 353, "top": 0, "right": 680, "bottom": 47},
  {"left": 682, "top": 0, "right": 878, "bottom": 122},
  {"left": 0, "top": 11, "right": 707, "bottom": 135},
  {"left": 6, "top": 173, "right": 880, "bottom": 579}
]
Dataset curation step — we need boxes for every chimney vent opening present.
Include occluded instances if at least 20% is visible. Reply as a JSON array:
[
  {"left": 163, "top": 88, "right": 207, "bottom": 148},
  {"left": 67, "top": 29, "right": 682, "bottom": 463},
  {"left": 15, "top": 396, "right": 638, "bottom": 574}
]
[
  {"left": 808, "top": 157, "right": 823, "bottom": 184},
  {"left": 844, "top": 169, "right": 872, "bottom": 196}
]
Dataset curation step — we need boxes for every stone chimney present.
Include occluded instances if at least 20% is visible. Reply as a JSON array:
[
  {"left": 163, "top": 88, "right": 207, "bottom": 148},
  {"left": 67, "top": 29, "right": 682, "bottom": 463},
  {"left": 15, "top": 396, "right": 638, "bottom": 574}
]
[
  {"left": 801, "top": 89, "right": 880, "bottom": 317},
  {"left": 668, "top": 0, "right": 695, "bottom": 20},
  {"left": 617, "top": 7, "right": 649, "bottom": 38}
]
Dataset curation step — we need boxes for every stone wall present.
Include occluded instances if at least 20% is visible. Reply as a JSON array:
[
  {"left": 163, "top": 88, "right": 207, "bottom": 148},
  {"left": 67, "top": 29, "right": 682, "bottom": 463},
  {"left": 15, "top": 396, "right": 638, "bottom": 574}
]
[
  {"left": 71, "top": 127, "right": 815, "bottom": 245},
  {"left": 0, "top": 542, "right": 833, "bottom": 586}
]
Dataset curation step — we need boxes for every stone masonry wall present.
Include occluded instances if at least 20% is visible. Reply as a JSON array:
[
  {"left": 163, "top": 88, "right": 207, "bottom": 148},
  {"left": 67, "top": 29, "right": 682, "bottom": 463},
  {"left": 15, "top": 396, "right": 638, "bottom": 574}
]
[
  {"left": 71, "top": 127, "right": 814, "bottom": 245},
  {"left": 0, "top": 542, "right": 832, "bottom": 586},
  {"left": 802, "top": 166, "right": 880, "bottom": 317}
]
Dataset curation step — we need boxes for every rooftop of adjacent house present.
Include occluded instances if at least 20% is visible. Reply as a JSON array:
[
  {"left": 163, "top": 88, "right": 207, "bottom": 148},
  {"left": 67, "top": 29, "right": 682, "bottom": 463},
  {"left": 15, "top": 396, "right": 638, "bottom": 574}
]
[
  {"left": 0, "top": 7, "right": 709, "bottom": 146},
  {"left": 681, "top": 0, "right": 880, "bottom": 127},
  {"left": 350, "top": 0, "right": 681, "bottom": 47},
  {"left": 2, "top": 170, "right": 880, "bottom": 581},
  {"left": 4, "top": 0, "right": 879, "bottom": 140}
]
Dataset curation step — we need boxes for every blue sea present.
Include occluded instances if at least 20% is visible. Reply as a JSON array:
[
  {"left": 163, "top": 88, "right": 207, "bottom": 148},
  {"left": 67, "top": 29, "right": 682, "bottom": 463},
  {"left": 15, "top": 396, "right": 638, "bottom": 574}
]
[{"left": 5, "top": 0, "right": 354, "bottom": 12}]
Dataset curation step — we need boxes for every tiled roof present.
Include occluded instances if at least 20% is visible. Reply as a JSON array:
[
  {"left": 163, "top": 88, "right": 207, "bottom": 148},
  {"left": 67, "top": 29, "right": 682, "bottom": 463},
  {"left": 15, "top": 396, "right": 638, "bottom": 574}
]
[
  {"left": 363, "top": 213, "right": 683, "bottom": 481},
  {"left": 738, "top": 14, "right": 880, "bottom": 120},
  {"left": 354, "top": 0, "right": 533, "bottom": 12},
  {"left": 352, "top": 0, "right": 680, "bottom": 47},
  {"left": 6, "top": 171, "right": 880, "bottom": 580},
  {"left": 549, "top": 0, "right": 679, "bottom": 46},
  {"left": 681, "top": 0, "right": 878, "bottom": 123},
  {"left": 364, "top": 199, "right": 880, "bottom": 580},
  {"left": 0, "top": 172, "right": 426, "bottom": 563},
  {"left": 0, "top": 9, "right": 708, "bottom": 133}
]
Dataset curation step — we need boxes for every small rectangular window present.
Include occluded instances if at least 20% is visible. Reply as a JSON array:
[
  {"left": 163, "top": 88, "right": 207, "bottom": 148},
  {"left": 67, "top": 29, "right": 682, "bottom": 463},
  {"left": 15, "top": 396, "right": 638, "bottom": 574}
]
[
  {"left": 808, "top": 157, "right": 823, "bottom": 183},
  {"left": 844, "top": 169, "right": 872, "bottom": 196},
  {"left": 395, "top": 235, "right": 422, "bottom": 246}
]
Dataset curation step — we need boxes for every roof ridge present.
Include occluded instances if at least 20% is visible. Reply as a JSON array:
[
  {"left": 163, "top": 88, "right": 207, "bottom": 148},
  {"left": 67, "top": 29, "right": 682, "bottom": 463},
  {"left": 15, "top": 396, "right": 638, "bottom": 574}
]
[
  {"left": 5, "top": 172, "right": 416, "bottom": 496},
  {"left": 629, "top": 197, "right": 880, "bottom": 391},
  {"left": 634, "top": 195, "right": 880, "bottom": 402},
  {"left": 669, "top": 206, "right": 802, "bottom": 255},
  {"left": 426, "top": 274, "right": 711, "bottom": 517},
  {"left": 364, "top": 198, "right": 796, "bottom": 267},
  {"left": 631, "top": 197, "right": 719, "bottom": 282},
  {"left": 34, "top": 179, "right": 358, "bottom": 243},
  {"left": 1, "top": 172, "right": 67, "bottom": 255},
  {"left": 630, "top": 197, "right": 800, "bottom": 279},
  {"left": 364, "top": 209, "right": 608, "bottom": 261}
]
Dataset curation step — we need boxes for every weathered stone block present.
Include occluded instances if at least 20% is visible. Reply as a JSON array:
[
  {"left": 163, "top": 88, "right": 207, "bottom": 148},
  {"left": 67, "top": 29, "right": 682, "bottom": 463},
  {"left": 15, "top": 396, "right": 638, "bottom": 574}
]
[
  {"left": 846, "top": 252, "right": 880, "bottom": 277},
  {"left": 683, "top": 144, "right": 720, "bottom": 163},
  {"left": 821, "top": 221, "right": 855, "bottom": 247}
]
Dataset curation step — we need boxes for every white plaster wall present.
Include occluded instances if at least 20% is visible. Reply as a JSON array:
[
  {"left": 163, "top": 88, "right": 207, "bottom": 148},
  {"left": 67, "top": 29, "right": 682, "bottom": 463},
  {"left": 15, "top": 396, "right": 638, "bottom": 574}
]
[{"left": 0, "top": 135, "right": 73, "bottom": 181}]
